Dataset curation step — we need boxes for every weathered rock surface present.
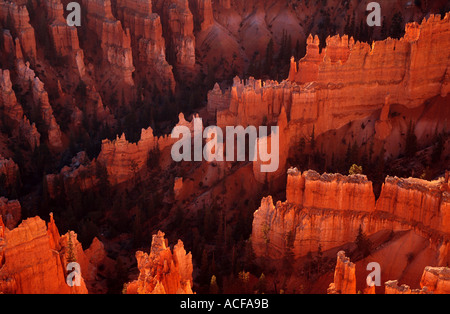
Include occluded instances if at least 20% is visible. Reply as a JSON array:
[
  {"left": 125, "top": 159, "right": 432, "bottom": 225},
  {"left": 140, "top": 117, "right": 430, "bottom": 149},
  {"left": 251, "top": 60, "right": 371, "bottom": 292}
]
[
  {"left": 32, "top": 76, "right": 64, "bottom": 151},
  {"left": 158, "top": 0, "right": 196, "bottom": 71},
  {"left": 420, "top": 266, "right": 450, "bottom": 294},
  {"left": 97, "top": 113, "right": 198, "bottom": 186},
  {"left": 82, "top": 0, "right": 135, "bottom": 86},
  {"left": 0, "top": 1, "right": 37, "bottom": 61},
  {"left": 0, "top": 213, "right": 109, "bottom": 294},
  {"left": 0, "top": 155, "right": 20, "bottom": 191},
  {"left": 252, "top": 169, "right": 450, "bottom": 260},
  {"left": 209, "top": 14, "right": 450, "bottom": 182},
  {"left": 43, "top": 0, "right": 86, "bottom": 78},
  {"left": 0, "top": 197, "right": 21, "bottom": 230},
  {"left": 0, "top": 68, "right": 40, "bottom": 151},
  {"left": 125, "top": 230, "right": 194, "bottom": 294},
  {"left": 116, "top": 0, "right": 175, "bottom": 92},
  {"left": 0, "top": 214, "right": 87, "bottom": 293},
  {"left": 327, "top": 251, "right": 356, "bottom": 294}
]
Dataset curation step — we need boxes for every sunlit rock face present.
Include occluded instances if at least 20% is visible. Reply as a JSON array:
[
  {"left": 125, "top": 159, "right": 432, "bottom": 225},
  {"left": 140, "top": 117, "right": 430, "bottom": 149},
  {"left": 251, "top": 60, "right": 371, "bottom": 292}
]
[
  {"left": 0, "top": 1, "right": 37, "bottom": 61},
  {"left": 252, "top": 169, "right": 450, "bottom": 260},
  {"left": 115, "top": 0, "right": 176, "bottom": 92},
  {"left": 0, "top": 214, "right": 109, "bottom": 294},
  {"left": 208, "top": 14, "right": 450, "bottom": 170},
  {"left": 125, "top": 231, "right": 194, "bottom": 294},
  {"left": 327, "top": 251, "right": 356, "bottom": 295}
]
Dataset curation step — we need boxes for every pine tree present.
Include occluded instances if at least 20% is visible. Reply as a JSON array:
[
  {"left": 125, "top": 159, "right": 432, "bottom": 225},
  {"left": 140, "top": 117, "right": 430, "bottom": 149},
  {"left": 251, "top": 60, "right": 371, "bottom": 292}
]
[
  {"left": 209, "top": 275, "right": 219, "bottom": 294},
  {"left": 264, "top": 39, "right": 274, "bottom": 76},
  {"left": 310, "top": 125, "right": 316, "bottom": 150},
  {"left": 66, "top": 232, "right": 77, "bottom": 263},
  {"left": 257, "top": 273, "right": 267, "bottom": 294},
  {"left": 355, "top": 225, "right": 372, "bottom": 258},
  {"left": 405, "top": 120, "right": 418, "bottom": 158}
]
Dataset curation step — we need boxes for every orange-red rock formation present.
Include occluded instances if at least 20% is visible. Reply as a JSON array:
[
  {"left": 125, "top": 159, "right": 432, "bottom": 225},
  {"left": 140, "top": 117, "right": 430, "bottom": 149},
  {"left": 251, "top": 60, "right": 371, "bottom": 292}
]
[
  {"left": 0, "top": 69, "right": 40, "bottom": 150},
  {"left": 328, "top": 251, "right": 450, "bottom": 294},
  {"left": 0, "top": 197, "right": 21, "bottom": 230},
  {"left": 252, "top": 168, "right": 450, "bottom": 260},
  {"left": 42, "top": 0, "right": 86, "bottom": 78},
  {"left": 0, "top": 213, "right": 109, "bottom": 294},
  {"left": 158, "top": 0, "right": 196, "bottom": 71},
  {"left": 125, "top": 230, "right": 194, "bottom": 294},
  {"left": 420, "top": 266, "right": 450, "bottom": 294},
  {"left": 208, "top": 14, "right": 450, "bottom": 181},
  {"left": 327, "top": 251, "right": 356, "bottom": 294},
  {"left": 82, "top": 0, "right": 135, "bottom": 86},
  {"left": 0, "top": 1, "right": 37, "bottom": 62},
  {"left": 0, "top": 214, "right": 87, "bottom": 293},
  {"left": 31, "top": 76, "right": 64, "bottom": 151},
  {"left": 97, "top": 113, "right": 198, "bottom": 186},
  {"left": 115, "top": 0, "right": 175, "bottom": 91},
  {"left": 190, "top": 0, "right": 214, "bottom": 31},
  {"left": 0, "top": 155, "right": 19, "bottom": 190}
]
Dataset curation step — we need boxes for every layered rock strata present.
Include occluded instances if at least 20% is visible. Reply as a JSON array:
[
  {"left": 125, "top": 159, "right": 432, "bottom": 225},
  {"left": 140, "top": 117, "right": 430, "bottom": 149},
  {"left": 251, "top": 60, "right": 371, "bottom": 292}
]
[
  {"left": 115, "top": 0, "right": 175, "bottom": 91},
  {"left": 327, "top": 251, "right": 356, "bottom": 294},
  {"left": 252, "top": 168, "right": 450, "bottom": 260},
  {"left": 0, "top": 1, "right": 37, "bottom": 62},
  {"left": 208, "top": 14, "right": 450, "bottom": 172},
  {"left": 0, "top": 69, "right": 40, "bottom": 150},
  {"left": 0, "top": 213, "right": 109, "bottom": 294},
  {"left": 82, "top": 0, "right": 135, "bottom": 86}
]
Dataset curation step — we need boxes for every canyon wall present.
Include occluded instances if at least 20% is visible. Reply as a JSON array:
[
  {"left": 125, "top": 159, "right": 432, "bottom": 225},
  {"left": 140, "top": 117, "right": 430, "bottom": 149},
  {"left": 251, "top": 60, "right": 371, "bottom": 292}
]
[
  {"left": 115, "top": 0, "right": 176, "bottom": 92},
  {"left": 0, "top": 213, "right": 108, "bottom": 294},
  {"left": 208, "top": 13, "right": 450, "bottom": 180},
  {"left": 0, "top": 1, "right": 37, "bottom": 62},
  {"left": 43, "top": 0, "right": 86, "bottom": 79},
  {"left": 82, "top": 0, "right": 135, "bottom": 86},
  {"left": 252, "top": 168, "right": 450, "bottom": 260},
  {"left": 328, "top": 251, "right": 450, "bottom": 294},
  {"left": 327, "top": 251, "right": 356, "bottom": 294},
  {"left": 0, "top": 214, "right": 87, "bottom": 293},
  {"left": 0, "top": 69, "right": 40, "bottom": 150},
  {"left": 0, "top": 197, "right": 21, "bottom": 230},
  {"left": 125, "top": 230, "right": 194, "bottom": 294}
]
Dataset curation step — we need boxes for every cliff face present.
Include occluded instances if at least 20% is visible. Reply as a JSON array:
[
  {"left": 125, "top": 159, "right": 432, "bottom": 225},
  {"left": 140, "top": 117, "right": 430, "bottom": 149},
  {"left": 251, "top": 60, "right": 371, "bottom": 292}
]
[
  {"left": 157, "top": 0, "right": 196, "bottom": 72},
  {"left": 97, "top": 113, "right": 197, "bottom": 186},
  {"left": 0, "top": 214, "right": 109, "bottom": 294},
  {"left": 208, "top": 14, "right": 450, "bottom": 179},
  {"left": 328, "top": 251, "right": 450, "bottom": 294},
  {"left": 43, "top": 0, "right": 86, "bottom": 79},
  {"left": 0, "top": 198, "right": 21, "bottom": 230},
  {"left": 376, "top": 176, "right": 450, "bottom": 235},
  {"left": 125, "top": 231, "right": 194, "bottom": 294},
  {"left": 0, "top": 1, "right": 37, "bottom": 62},
  {"left": 32, "top": 76, "right": 64, "bottom": 152},
  {"left": 252, "top": 169, "right": 450, "bottom": 260},
  {"left": 82, "top": 0, "right": 135, "bottom": 86},
  {"left": 420, "top": 266, "right": 450, "bottom": 294},
  {"left": 0, "top": 69, "right": 40, "bottom": 150},
  {"left": 0, "top": 155, "right": 20, "bottom": 191},
  {"left": 0, "top": 215, "right": 87, "bottom": 294},
  {"left": 327, "top": 251, "right": 356, "bottom": 294},
  {"left": 115, "top": 0, "right": 176, "bottom": 92}
]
